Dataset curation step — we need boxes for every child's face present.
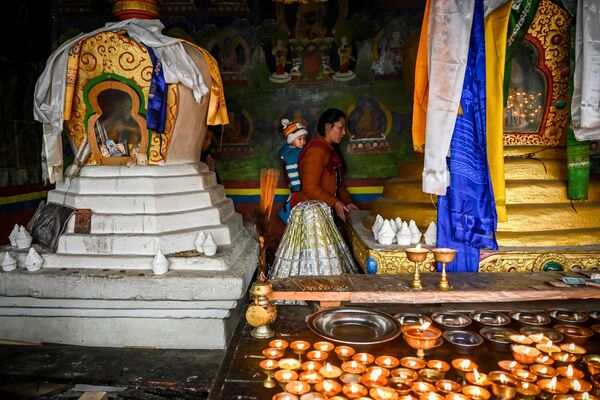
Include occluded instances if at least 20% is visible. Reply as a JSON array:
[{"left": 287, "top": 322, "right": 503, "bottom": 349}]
[{"left": 291, "top": 135, "right": 307, "bottom": 148}]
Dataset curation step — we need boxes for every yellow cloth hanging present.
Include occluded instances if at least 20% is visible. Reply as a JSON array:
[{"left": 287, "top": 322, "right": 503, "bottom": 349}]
[
  {"left": 411, "top": 0, "right": 431, "bottom": 153},
  {"left": 485, "top": 0, "right": 512, "bottom": 222},
  {"left": 63, "top": 43, "right": 82, "bottom": 121},
  {"left": 179, "top": 39, "right": 229, "bottom": 126}
]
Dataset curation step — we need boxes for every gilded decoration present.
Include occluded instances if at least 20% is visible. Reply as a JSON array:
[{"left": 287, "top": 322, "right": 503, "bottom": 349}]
[
  {"left": 503, "top": 0, "right": 570, "bottom": 146},
  {"left": 65, "top": 31, "right": 177, "bottom": 165},
  {"left": 348, "top": 219, "right": 600, "bottom": 274}
]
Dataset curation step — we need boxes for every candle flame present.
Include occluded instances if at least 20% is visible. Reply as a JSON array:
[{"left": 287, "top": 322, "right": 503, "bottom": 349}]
[
  {"left": 561, "top": 353, "right": 570, "bottom": 361},
  {"left": 530, "top": 333, "right": 544, "bottom": 342},
  {"left": 460, "top": 359, "right": 471, "bottom": 369},
  {"left": 351, "top": 361, "right": 358, "bottom": 368},
  {"left": 568, "top": 343, "right": 576, "bottom": 352},
  {"left": 541, "top": 367, "right": 548, "bottom": 374},
  {"left": 416, "top": 243, "right": 422, "bottom": 249},
  {"left": 567, "top": 364, "right": 574, "bottom": 378},
  {"left": 574, "top": 380, "right": 582, "bottom": 391},
  {"left": 376, "top": 388, "right": 386, "bottom": 397},
  {"left": 325, "top": 363, "right": 332, "bottom": 372},
  {"left": 323, "top": 380, "right": 332, "bottom": 391},
  {"left": 267, "top": 360, "right": 275, "bottom": 368},
  {"left": 539, "top": 356, "right": 549, "bottom": 363},
  {"left": 383, "top": 357, "right": 392, "bottom": 366},
  {"left": 443, "top": 382, "right": 452, "bottom": 391},
  {"left": 522, "top": 382, "right": 530, "bottom": 390},
  {"left": 473, "top": 368, "right": 481, "bottom": 381},
  {"left": 298, "top": 343, "right": 306, "bottom": 349},
  {"left": 350, "top": 383, "right": 359, "bottom": 394},
  {"left": 499, "top": 373, "right": 507, "bottom": 384},
  {"left": 283, "top": 371, "right": 292, "bottom": 380},
  {"left": 549, "top": 376, "right": 557, "bottom": 391},
  {"left": 583, "top": 392, "right": 590, "bottom": 400},
  {"left": 370, "top": 368, "right": 382, "bottom": 381}
]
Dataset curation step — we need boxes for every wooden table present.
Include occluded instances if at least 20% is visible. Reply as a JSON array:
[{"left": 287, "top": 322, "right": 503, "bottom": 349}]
[{"left": 267, "top": 272, "right": 600, "bottom": 308}]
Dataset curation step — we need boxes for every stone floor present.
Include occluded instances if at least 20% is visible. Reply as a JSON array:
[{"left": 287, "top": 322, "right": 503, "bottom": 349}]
[{"left": 0, "top": 341, "right": 225, "bottom": 399}]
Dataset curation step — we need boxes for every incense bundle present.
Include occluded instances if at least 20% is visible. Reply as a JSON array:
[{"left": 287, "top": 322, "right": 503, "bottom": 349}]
[{"left": 259, "top": 168, "right": 280, "bottom": 220}]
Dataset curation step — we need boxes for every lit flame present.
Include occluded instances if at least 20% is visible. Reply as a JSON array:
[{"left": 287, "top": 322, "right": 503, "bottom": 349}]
[
  {"left": 568, "top": 343, "right": 576, "bottom": 352},
  {"left": 325, "top": 363, "right": 332, "bottom": 373},
  {"left": 416, "top": 243, "right": 422, "bottom": 249},
  {"left": 376, "top": 388, "right": 386, "bottom": 398},
  {"left": 383, "top": 357, "right": 392, "bottom": 366},
  {"left": 524, "top": 347, "right": 531, "bottom": 355},
  {"left": 509, "top": 361, "right": 517, "bottom": 368},
  {"left": 473, "top": 368, "right": 481, "bottom": 381},
  {"left": 583, "top": 392, "right": 590, "bottom": 400},
  {"left": 314, "top": 351, "right": 322, "bottom": 358},
  {"left": 370, "top": 368, "right": 382, "bottom": 381},
  {"left": 350, "top": 383, "right": 359, "bottom": 394},
  {"left": 546, "top": 340, "right": 553, "bottom": 349},
  {"left": 323, "top": 380, "right": 332, "bottom": 391},
  {"left": 541, "top": 367, "right": 548, "bottom": 374},
  {"left": 297, "top": 342, "right": 306, "bottom": 349},
  {"left": 351, "top": 361, "right": 358, "bottom": 369},
  {"left": 283, "top": 371, "right": 293, "bottom": 380},
  {"left": 530, "top": 333, "right": 544, "bottom": 342},
  {"left": 549, "top": 376, "right": 557, "bottom": 391},
  {"left": 522, "top": 382, "right": 530, "bottom": 390},
  {"left": 539, "top": 356, "right": 549, "bottom": 363},
  {"left": 567, "top": 364, "right": 574, "bottom": 378},
  {"left": 420, "top": 321, "right": 432, "bottom": 331},
  {"left": 443, "top": 382, "right": 453, "bottom": 391},
  {"left": 460, "top": 359, "right": 471, "bottom": 369},
  {"left": 340, "top": 348, "right": 349, "bottom": 355},
  {"left": 266, "top": 360, "right": 275, "bottom": 368},
  {"left": 499, "top": 373, "right": 508, "bottom": 384},
  {"left": 573, "top": 380, "right": 582, "bottom": 391}
]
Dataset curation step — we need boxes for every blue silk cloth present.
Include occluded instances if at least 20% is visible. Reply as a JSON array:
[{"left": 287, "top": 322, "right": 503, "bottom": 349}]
[
  {"left": 436, "top": 0, "right": 498, "bottom": 272},
  {"left": 146, "top": 46, "right": 167, "bottom": 133}
]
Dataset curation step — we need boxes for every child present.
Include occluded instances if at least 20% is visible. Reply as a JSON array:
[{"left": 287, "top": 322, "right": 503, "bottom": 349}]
[{"left": 278, "top": 118, "right": 308, "bottom": 223}]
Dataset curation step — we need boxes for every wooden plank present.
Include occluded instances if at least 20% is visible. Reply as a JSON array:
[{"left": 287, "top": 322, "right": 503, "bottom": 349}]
[
  {"left": 267, "top": 272, "right": 600, "bottom": 304},
  {"left": 79, "top": 392, "right": 108, "bottom": 400}
]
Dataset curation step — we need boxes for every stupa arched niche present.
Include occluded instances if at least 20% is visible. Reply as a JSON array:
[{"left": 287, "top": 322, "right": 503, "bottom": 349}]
[{"left": 350, "top": 0, "right": 600, "bottom": 274}]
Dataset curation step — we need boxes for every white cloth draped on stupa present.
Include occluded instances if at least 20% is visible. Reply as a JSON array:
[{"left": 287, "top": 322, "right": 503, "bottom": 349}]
[
  {"left": 269, "top": 200, "right": 359, "bottom": 279},
  {"left": 33, "top": 18, "right": 209, "bottom": 183}
]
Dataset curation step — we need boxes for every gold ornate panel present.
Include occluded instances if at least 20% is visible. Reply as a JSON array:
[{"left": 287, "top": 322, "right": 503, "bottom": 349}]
[
  {"left": 64, "top": 31, "right": 178, "bottom": 164},
  {"left": 503, "top": 0, "right": 571, "bottom": 146}
]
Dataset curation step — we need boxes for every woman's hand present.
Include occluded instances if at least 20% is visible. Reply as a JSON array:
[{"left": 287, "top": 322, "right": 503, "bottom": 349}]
[
  {"left": 345, "top": 203, "right": 359, "bottom": 211},
  {"left": 334, "top": 201, "right": 347, "bottom": 221}
]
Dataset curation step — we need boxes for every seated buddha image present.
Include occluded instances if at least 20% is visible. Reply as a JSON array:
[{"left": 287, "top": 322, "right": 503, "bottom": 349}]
[
  {"left": 222, "top": 110, "right": 248, "bottom": 144},
  {"left": 349, "top": 98, "right": 386, "bottom": 141},
  {"left": 388, "top": 31, "right": 404, "bottom": 72},
  {"left": 218, "top": 36, "right": 244, "bottom": 73},
  {"left": 294, "top": 3, "right": 327, "bottom": 40}
]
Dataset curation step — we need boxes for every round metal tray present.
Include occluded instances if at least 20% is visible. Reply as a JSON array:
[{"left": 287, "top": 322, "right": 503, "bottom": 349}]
[{"left": 307, "top": 307, "right": 402, "bottom": 345}]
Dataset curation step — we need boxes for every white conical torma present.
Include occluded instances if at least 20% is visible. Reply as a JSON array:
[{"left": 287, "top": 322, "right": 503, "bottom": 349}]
[
  {"left": 202, "top": 232, "right": 217, "bottom": 256},
  {"left": 195, "top": 231, "right": 206, "bottom": 253},
  {"left": 16, "top": 226, "right": 32, "bottom": 249},
  {"left": 424, "top": 221, "right": 437, "bottom": 246},
  {"left": 152, "top": 249, "right": 169, "bottom": 275},
  {"left": 394, "top": 217, "right": 403, "bottom": 231},
  {"left": 396, "top": 222, "right": 412, "bottom": 246},
  {"left": 388, "top": 219, "right": 399, "bottom": 234},
  {"left": 408, "top": 220, "right": 422, "bottom": 244},
  {"left": 377, "top": 220, "right": 396, "bottom": 245},
  {"left": 25, "top": 247, "right": 43, "bottom": 272},
  {"left": 1, "top": 252, "right": 17, "bottom": 272},
  {"left": 9, "top": 224, "right": 19, "bottom": 246},
  {"left": 372, "top": 214, "right": 384, "bottom": 240}
]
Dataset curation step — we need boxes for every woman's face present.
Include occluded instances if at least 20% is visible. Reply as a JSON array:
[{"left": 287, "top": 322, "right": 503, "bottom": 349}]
[{"left": 324, "top": 118, "right": 346, "bottom": 144}]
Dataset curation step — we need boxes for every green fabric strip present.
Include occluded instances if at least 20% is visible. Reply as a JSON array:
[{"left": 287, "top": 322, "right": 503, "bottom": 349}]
[
  {"left": 503, "top": 0, "right": 541, "bottom": 104},
  {"left": 567, "top": 13, "right": 589, "bottom": 200}
]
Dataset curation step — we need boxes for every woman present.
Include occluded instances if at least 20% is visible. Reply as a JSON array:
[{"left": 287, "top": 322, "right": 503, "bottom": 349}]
[
  {"left": 293, "top": 108, "right": 359, "bottom": 221},
  {"left": 269, "top": 108, "right": 359, "bottom": 281}
]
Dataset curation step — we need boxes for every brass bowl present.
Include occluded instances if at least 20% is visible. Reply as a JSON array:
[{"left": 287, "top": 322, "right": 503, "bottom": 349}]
[
  {"left": 553, "top": 324, "right": 594, "bottom": 345},
  {"left": 519, "top": 327, "right": 564, "bottom": 344},
  {"left": 589, "top": 311, "right": 600, "bottom": 323},
  {"left": 442, "top": 330, "right": 484, "bottom": 355},
  {"left": 479, "top": 327, "right": 519, "bottom": 352},
  {"left": 404, "top": 247, "right": 430, "bottom": 262},
  {"left": 403, "top": 323, "right": 442, "bottom": 353},
  {"left": 509, "top": 311, "right": 551, "bottom": 328},
  {"left": 584, "top": 354, "right": 600, "bottom": 375},
  {"left": 431, "top": 312, "right": 472, "bottom": 330},
  {"left": 436, "top": 379, "right": 461, "bottom": 394},
  {"left": 471, "top": 311, "right": 511, "bottom": 328},
  {"left": 419, "top": 368, "right": 444, "bottom": 383},
  {"left": 394, "top": 312, "right": 432, "bottom": 328},
  {"left": 431, "top": 248, "right": 457, "bottom": 263},
  {"left": 546, "top": 309, "right": 589, "bottom": 325},
  {"left": 390, "top": 367, "right": 418, "bottom": 381},
  {"left": 591, "top": 324, "right": 600, "bottom": 336}
]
